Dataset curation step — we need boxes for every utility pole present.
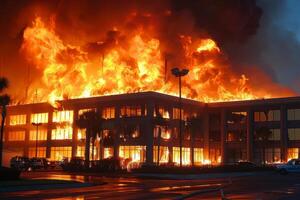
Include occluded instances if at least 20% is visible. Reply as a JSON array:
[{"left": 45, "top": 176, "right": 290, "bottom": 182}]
[{"left": 171, "top": 67, "right": 189, "bottom": 167}]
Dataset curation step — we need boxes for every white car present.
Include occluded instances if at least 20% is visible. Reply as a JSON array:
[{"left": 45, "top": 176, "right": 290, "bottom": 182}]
[{"left": 277, "top": 159, "right": 300, "bottom": 175}]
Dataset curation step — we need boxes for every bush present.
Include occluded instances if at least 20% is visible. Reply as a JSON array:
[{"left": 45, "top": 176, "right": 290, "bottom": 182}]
[{"left": 0, "top": 167, "right": 21, "bottom": 181}]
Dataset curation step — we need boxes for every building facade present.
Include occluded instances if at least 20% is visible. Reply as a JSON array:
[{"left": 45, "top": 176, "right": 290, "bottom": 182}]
[{"left": 2, "top": 92, "right": 300, "bottom": 166}]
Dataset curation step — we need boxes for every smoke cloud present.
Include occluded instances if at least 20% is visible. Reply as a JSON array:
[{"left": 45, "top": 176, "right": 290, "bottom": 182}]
[{"left": 0, "top": 0, "right": 296, "bottom": 103}]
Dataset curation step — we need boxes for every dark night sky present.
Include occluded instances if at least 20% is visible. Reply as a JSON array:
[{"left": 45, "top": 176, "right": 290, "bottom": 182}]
[{"left": 227, "top": 0, "right": 300, "bottom": 93}]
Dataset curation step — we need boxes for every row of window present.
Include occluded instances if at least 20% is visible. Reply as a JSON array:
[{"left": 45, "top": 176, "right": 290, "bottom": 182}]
[{"left": 9, "top": 105, "right": 197, "bottom": 126}]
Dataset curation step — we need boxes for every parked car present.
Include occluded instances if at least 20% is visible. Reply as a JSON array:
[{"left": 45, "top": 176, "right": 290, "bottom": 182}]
[
  {"left": 277, "top": 159, "right": 300, "bottom": 175},
  {"left": 10, "top": 156, "right": 30, "bottom": 171},
  {"left": 61, "top": 157, "right": 85, "bottom": 171},
  {"left": 29, "top": 158, "right": 49, "bottom": 170}
]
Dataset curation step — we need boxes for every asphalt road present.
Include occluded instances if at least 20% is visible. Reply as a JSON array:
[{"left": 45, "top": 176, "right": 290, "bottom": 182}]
[{"left": 1, "top": 171, "right": 300, "bottom": 200}]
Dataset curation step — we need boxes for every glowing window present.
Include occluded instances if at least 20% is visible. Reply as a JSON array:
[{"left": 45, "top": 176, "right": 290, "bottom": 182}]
[
  {"left": 153, "top": 126, "right": 170, "bottom": 139},
  {"left": 76, "top": 146, "right": 85, "bottom": 157},
  {"left": 154, "top": 106, "right": 170, "bottom": 119},
  {"left": 52, "top": 110, "right": 74, "bottom": 123},
  {"left": 119, "top": 146, "right": 146, "bottom": 162},
  {"left": 31, "top": 113, "right": 48, "bottom": 124},
  {"left": 194, "top": 148, "right": 204, "bottom": 165},
  {"left": 104, "top": 147, "right": 114, "bottom": 159},
  {"left": 9, "top": 115, "right": 26, "bottom": 126},
  {"left": 51, "top": 127, "right": 73, "bottom": 140},
  {"left": 264, "top": 148, "right": 281, "bottom": 163},
  {"left": 102, "top": 107, "right": 115, "bottom": 119},
  {"left": 120, "top": 106, "right": 142, "bottom": 117},
  {"left": 77, "top": 129, "right": 86, "bottom": 140},
  {"left": 78, "top": 108, "right": 96, "bottom": 116},
  {"left": 153, "top": 146, "right": 169, "bottom": 164},
  {"left": 172, "top": 108, "right": 185, "bottom": 120},
  {"left": 50, "top": 146, "right": 72, "bottom": 161},
  {"left": 28, "top": 147, "right": 46, "bottom": 158},
  {"left": 8, "top": 131, "right": 25, "bottom": 141},
  {"left": 172, "top": 147, "right": 190, "bottom": 165},
  {"left": 288, "top": 148, "right": 299, "bottom": 160},
  {"left": 29, "top": 129, "right": 47, "bottom": 141}
]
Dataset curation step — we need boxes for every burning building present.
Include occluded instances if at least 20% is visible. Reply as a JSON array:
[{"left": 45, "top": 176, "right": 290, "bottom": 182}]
[
  {"left": 3, "top": 92, "right": 300, "bottom": 167},
  {"left": 1, "top": 1, "right": 300, "bottom": 166}
]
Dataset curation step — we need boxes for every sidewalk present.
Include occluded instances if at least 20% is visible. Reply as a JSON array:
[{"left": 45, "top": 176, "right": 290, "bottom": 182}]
[{"left": 133, "top": 171, "right": 259, "bottom": 180}]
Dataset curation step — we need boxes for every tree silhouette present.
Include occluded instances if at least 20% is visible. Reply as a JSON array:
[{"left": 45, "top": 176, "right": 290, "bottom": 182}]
[
  {"left": 76, "top": 110, "right": 104, "bottom": 168},
  {"left": 0, "top": 77, "right": 10, "bottom": 167}
]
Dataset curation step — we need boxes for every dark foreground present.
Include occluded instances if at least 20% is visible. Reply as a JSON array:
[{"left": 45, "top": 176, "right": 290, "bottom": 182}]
[{"left": 1, "top": 171, "right": 300, "bottom": 200}]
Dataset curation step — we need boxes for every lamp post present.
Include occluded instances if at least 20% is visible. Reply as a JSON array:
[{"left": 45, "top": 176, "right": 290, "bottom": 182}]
[
  {"left": 171, "top": 67, "right": 189, "bottom": 167},
  {"left": 32, "top": 122, "right": 42, "bottom": 158}
]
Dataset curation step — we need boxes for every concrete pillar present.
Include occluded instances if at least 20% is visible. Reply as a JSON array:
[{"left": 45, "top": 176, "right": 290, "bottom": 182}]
[
  {"left": 114, "top": 105, "right": 120, "bottom": 159},
  {"left": 280, "top": 105, "right": 288, "bottom": 162},
  {"left": 203, "top": 109, "right": 210, "bottom": 161},
  {"left": 246, "top": 109, "right": 254, "bottom": 162},
  {"left": 220, "top": 109, "right": 227, "bottom": 164},
  {"left": 46, "top": 110, "right": 53, "bottom": 159},
  {"left": 168, "top": 145, "right": 173, "bottom": 163},
  {"left": 72, "top": 109, "right": 78, "bottom": 157},
  {"left": 146, "top": 101, "right": 154, "bottom": 164}
]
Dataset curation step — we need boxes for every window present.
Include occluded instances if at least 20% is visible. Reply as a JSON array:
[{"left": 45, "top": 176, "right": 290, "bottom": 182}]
[
  {"left": 104, "top": 148, "right": 114, "bottom": 159},
  {"left": 50, "top": 146, "right": 72, "bottom": 161},
  {"left": 254, "top": 110, "right": 280, "bottom": 122},
  {"left": 102, "top": 107, "right": 115, "bottom": 119},
  {"left": 227, "top": 112, "right": 247, "bottom": 124},
  {"left": 153, "top": 126, "right": 170, "bottom": 139},
  {"left": 194, "top": 148, "right": 204, "bottom": 165},
  {"left": 153, "top": 146, "right": 169, "bottom": 164},
  {"left": 29, "top": 129, "right": 47, "bottom": 141},
  {"left": 288, "top": 128, "right": 300, "bottom": 140},
  {"left": 131, "top": 125, "right": 140, "bottom": 138},
  {"left": 288, "top": 109, "right": 300, "bottom": 121},
  {"left": 76, "top": 146, "right": 85, "bottom": 157},
  {"left": 119, "top": 146, "right": 146, "bottom": 162},
  {"left": 31, "top": 113, "right": 48, "bottom": 124},
  {"left": 209, "top": 148, "right": 221, "bottom": 164},
  {"left": 173, "top": 147, "right": 190, "bottom": 165},
  {"left": 9, "top": 115, "right": 26, "bottom": 126},
  {"left": 51, "top": 127, "right": 73, "bottom": 140},
  {"left": 269, "top": 129, "right": 280, "bottom": 141},
  {"left": 78, "top": 108, "right": 96, "bottom": 116},
  {"left": 288, "top": 148, "right": 299, "bottom": 160},
  {"left": 77, "top": 129, "right": 86, "bottom": 140},
  {"left": 8, "top": 131, "right": 25, "bottom": 141},
  {"left": 120, "top": 106, "right": 142, "bottom": 117},
  {"left": 173, "top": 108, "right": 184, "bottom": 120},
  {"left": 154, "top": 106, "right": 170, "bottom": 119},
  {"left": 227, "top": 130, "right": 246, "bottom": 142},
  {"left": 265, "top": 148, "right": 281, "bottom": 163},
  {"left": 28, "top": 147, "right": 46, "bottom": 158},
  {"left": 53, "top": 110, "right": 73, "bottom": 123}
]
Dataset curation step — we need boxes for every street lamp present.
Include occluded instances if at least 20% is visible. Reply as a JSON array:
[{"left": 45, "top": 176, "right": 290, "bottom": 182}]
[
  {"left": 171, "top": 67, "right": 189, "bottom": 167},
  {"left": 32, "top": 122, "right": 42, "bottom": 158}
]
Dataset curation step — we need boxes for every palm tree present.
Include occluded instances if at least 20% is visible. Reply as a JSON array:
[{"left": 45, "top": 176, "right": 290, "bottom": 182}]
[
  {"left": 0, "top": 77, "right": 10, "bottom": 167},
  {"left": 255, "top": 126, "right": 272, "bottom": 164},
  {"left": 76, "top": 110, "right": 103, "bottom": 168}
]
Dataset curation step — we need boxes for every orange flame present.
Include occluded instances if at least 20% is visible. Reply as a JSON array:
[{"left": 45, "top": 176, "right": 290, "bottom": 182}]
[{"left": 21, "top": 17, "right": 290, "bottom": 105}]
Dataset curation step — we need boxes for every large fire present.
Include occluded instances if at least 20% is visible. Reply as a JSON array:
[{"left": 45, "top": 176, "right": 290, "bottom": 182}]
[{"left": 20, "top": 17, "right": 287, "bottom": 105}]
